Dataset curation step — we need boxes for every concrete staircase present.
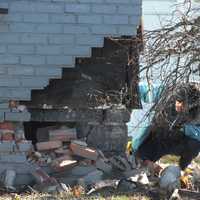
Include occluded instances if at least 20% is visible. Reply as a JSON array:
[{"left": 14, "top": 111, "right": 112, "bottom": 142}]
[{"left": 0, "top": 0, "right": 141, "bottom": 121}]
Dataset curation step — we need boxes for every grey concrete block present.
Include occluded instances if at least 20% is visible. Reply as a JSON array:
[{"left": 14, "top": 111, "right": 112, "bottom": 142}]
[
  {"left": 0, "top": 142, "right": 14, "bottom": 153},
  {"left": 118, "top": 5, "right": 140, "bottom": 15},
  {"left": 79, "top": 170, "right": 103, "bottom": 185},
  {"left": 36, "top": 45, "right": 62, "bottom": 55},
  {"left": 36, "top": 3, "right": 63, "bottom": 13},
  {"left": 0, "top": 2, "right": 8, "bottom": 8},
  {"left": 76, "top": 35, "right": 103, "bottom": 47},
  {"left": 65, "top": 4, "right": 90, "bottom": 13},
  {"left": 8, "top": 66, "right": 34, "bottom": 76},
  {"left": 71, "top": 165, "right": 96, "bottom": 176},
  {"left": 92, "top": 5, "right": 117, "bottom": 14},
  {"left": 64, "top": 25, "right": 89, "bottom": 34},
  {"left": 129, "top": 15, "right": 140, "bottom": 25},
  {"left": 104, "top": 0, "right": 131, "bottom": 3},
  {"left": 118, "top": 26, "right": 137, "bottom": 35},
  {"left": 64, "top": 46, "right": 91, "bottom": 56},
  {"left": 78, "top": 15, "right": 102, "bottom": 24},
  {"left": 0, "top": 14, "right": 23, "bottom": 22},
  {"left": 0, "top": 33, "right": 20, "bottom": 44},
  {"left": 20, "top": 33, "right": 47, "bottom": 44},
  {"left": 5, "top": 111, "right": 31, "bottom": 121},
  {"left": 10, "top": 23, "right": 35, "bottom": 33},
  {"left": 50, "top": 14, "right": 76, "bottom": 23},
  {"left": 7, "top": 45, "right": 34, "bottom": 54},
  {"left": 0, "top": 153, "right": 27, "bottom": 163},
  {"left": 23, "top": 13, "right": 49, "bottom": 23},
  {"left": 48, "top": 34, "right": 74, "bottom": 44},
  {"left": 21, "top": 55, "right": 45, "bottom": 65},
  {"left": 20, "top": 77, "right": 48, "bottom": 88},
  {"left": 91, "top": 25, "right": 117, "bottom": 34},
  {"left": 14, "top": 141, "right": 33, "bottom": 152},
  {"left": 10, "top": 2, "right": 37, "bottom": 12},
  {"left": 0, "top": 162, "right": 32, "bottom": 174},
  {"left": 0, "top": 77, "right": 20, "bottom": 87},
  {"left": 46, "top": 55, "right": 73, "bottom": 65},
  {"left": 35, "top": 67, "right": 62, "bottom": 77},
  {"left": 36, "top": 24, "right": 63, "bottom": 33},
  {"left": 104, "top": 15, "right": 129, "bottom": 25},
  {"left": 0, "top": 24, "right": 9, "bottom": 32},
  {"left": 0, "top": 102, "right": 9, "bottom": 109},
  {"left": 0, "top": 55, "right": 19, "bottom": 64},
  {"left": 0, "top": 45, "right": 6, "bottom": 53}
]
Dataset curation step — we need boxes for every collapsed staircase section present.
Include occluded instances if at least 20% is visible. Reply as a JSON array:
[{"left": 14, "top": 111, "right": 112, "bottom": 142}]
[{"left": 0, "top": 0, "right": 141, "bottom": 122}]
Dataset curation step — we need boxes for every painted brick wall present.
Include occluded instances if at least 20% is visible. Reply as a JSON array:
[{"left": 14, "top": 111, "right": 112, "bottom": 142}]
[{"left": 0, "top": 0, "right": 141, "bottom": 121}]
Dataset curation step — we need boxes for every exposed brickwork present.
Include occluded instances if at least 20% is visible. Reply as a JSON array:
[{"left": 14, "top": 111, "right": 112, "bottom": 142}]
[{"left": 0, "top": 0, "right": 141, "bottom": 121}]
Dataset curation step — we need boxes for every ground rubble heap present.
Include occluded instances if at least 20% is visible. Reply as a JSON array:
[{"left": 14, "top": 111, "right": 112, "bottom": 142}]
[{"left": 0, "top": 122, "right": 33, "bottom": 190}]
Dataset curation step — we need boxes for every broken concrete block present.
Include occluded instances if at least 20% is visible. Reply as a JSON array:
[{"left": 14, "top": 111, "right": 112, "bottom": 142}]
[
  {"left": 49, "top": 128, "right": 77, "bottom": 142},
  {"left": 128, "top": 171, "right": 149, "bottom": 185},
  {"left": 71, "top": 165, "right": 97, "bottom": 176},
  {"left": 95, "top": 158, "right": 112, "bottom": 174},
  {"left": 1, "top": 132, "right": 14, "bottom": 141},
  {"left": 109, "top": 156, "right": 131, "bottom": 171},
  {"left": 117, "top": 179, "right": 136, "bottom": 192},
  {"left": 36, "top": 141, "right": 62, "bottom": 151},
  {"left": 2, "top": 169, "right": 16, "bottom": 191},
  {"left": 51, "top": 155, "right": 77, "bottom": 172},
  {"left": 78, "top": 170, "right": 103, "bottom": 186},
  {"left": 15, "top": 128, "right": 25, "bottom": 141},
  {"left": 159, "top": 165, "right": 181, "bottom": 192},
  {"left": 0, "top": 122, "right": 15, "bottom": 131},
  {"left": 71, "top": 140, "right": 87, "bottom": 146},
  {"left": 36, "top": 126, "right": 56, "bottom": 142},
  {"left": 31, "top": 166, "right": 55, "bottom": 184},
  {"left": 70, "top": 142, "right": 98, "bottom": 161},
  {"left": 0, "top": 142, "right": 14, "bottom": 152},
  {"left": 54, "top": 148, "right": 72, "bottom": 156},
  {"left": 0, "top": 153, "right": 27, "bottom": 163},
  {"left": 15, "top": 141, "right": 33, "bottom": 152}
]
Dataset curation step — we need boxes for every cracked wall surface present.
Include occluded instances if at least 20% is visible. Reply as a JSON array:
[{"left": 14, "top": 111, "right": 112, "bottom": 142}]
[{"left": 0, "top": 0, "right": 141, "bottom": 121}]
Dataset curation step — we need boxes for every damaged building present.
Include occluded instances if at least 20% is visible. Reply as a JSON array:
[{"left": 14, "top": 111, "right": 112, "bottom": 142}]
[{"left": 0, "top": 0, "right": 142, "bottom": 189}]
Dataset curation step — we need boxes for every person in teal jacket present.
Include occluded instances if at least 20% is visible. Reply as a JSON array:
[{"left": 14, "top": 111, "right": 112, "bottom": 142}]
[{"left": 137, "top": 83, "right": 200, "bottom": 170}]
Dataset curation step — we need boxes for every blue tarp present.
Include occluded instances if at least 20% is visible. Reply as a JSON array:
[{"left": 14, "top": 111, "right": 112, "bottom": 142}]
[{"left": 129, "top": 83, "right": 163, "bottom": 152}]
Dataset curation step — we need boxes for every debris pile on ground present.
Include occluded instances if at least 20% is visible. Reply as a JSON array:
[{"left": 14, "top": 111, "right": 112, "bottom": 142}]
[
  {"left": 0, "top": 122, "right": 200, "bottom": 200},
  {"left": 0, "top": 122, "right": 33, "bottom": 191}
]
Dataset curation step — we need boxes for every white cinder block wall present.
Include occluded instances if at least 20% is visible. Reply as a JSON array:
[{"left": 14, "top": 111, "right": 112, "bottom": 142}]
[{"left": 0, "top": 0, "right": 141, "bottom": 121}]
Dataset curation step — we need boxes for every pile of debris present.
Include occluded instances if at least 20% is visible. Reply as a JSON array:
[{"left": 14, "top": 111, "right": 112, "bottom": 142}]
[
  {"left": 0, "top": 122, "right": 33, "bottom": 190},
  {"left": 32, "top": 125, "right": 130, "bottom": 189},
  {"left": 1, "top": 122, "right": 200, "bottom": 200}
]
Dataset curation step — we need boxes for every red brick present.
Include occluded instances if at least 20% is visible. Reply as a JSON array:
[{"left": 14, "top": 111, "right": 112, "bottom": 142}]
[
  {"left": 0, "top": 122, "right": 14, "bottom": 130},
  {"left": 70, "top": 142, "right": 98, "bottom": 161},
  {"left": 51, "top": 155, "right": 77, "bottom": 171},
  {"left": 54, "top": 148, "right": 72, "bottom": 156},
  {"left": 31, "top": 167, "right": 56, "bottom": 184},
  {"left": 36, "top": 141, "right": 62, "bottom": 151},
  {"left": 49, "top": 128, "right": 77, "bottom": 142},
  {"left": 1, "top": 132, "right": 14, "bottom": 141}
]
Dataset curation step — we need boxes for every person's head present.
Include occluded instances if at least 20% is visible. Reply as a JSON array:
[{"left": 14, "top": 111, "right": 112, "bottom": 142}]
[{"left": 175, "top": 100, "right": 186, "bottom": 113}]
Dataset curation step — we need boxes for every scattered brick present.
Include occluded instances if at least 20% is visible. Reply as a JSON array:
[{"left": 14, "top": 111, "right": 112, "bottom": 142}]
[
  {"left": 49, "top": 128, "right": 77, "bottom": 142},
  {"left": 54, "top": 148, "right": 73, "bottom": 156},
  {"left": 95, "top": 158, "right": 112, "bottom": 173},
  {"left": 51, "top": 155, "right": 77, "bottom": 172},
  {"left": 36, "top": 141, "right": 62, "bottom": 151},
  {"left": 70, "top": 141, "right": 98, "bottom": 161},
  {"left": 1, "top": 132, "right": 14, "bottom": 141},
  {"left": 31, "top": 166, "right": 55, "bottom": 184},
  {"left": 0, "top": 122, "right": 15, "bottom": 131}
]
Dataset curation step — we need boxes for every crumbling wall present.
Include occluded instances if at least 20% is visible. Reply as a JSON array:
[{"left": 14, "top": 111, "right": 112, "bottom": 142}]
[{"left": 0, "top": 0, "right": 141, "bottom": 122}]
